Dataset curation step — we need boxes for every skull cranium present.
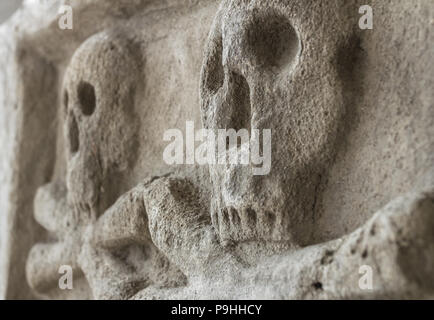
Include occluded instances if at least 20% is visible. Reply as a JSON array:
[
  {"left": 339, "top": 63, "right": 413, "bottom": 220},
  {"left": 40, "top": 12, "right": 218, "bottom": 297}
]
[
  {"left": 63, "top": 30, "right": 142, "bottom": 219},
  {"left": 201, "top": 0, "right": 352, "bottom": 246}
]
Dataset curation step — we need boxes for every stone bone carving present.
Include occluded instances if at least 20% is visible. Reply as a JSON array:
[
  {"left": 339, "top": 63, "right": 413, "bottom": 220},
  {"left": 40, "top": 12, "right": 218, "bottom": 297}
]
[
  {"left": 133, "top": 177, "right": 434, "bottom": 299},
  {"left": 24, "top": 173, "right": 434, "bottom": 299},
  {"left": 78, "top": 179, "right": 186, "bottom": 300},
  {"left": 200, "top": 0, "right": 349, "bottom": 246},
  {"left": 27, "top": 178, "right": 186, "bottom": 299},
  {"left": 26, "top": 182, "right": 82, "bottom": 293}
]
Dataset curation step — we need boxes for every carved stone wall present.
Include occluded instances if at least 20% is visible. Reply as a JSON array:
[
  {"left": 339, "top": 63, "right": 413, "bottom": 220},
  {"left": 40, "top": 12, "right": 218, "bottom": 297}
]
[{"left": 0, "top": 0, "right": 432, "bottom": 299}]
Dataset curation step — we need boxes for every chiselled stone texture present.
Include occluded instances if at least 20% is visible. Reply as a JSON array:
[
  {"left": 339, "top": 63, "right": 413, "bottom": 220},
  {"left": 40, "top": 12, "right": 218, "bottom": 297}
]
[{"left": 0, "top": 0, "right": 432, "bottom": 299}]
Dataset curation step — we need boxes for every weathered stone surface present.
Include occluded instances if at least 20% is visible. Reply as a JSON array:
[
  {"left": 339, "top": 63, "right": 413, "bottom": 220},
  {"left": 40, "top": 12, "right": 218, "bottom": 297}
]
[{"left": 0, "top": 0, "right": 432, "bottom": 299}]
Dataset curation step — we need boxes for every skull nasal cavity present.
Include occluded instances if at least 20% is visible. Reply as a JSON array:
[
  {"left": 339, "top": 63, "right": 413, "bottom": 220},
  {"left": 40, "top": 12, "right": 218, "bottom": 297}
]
[
  {"left": 68, "top": 111, "right": 79, "bottom": 154},
  {"left": 77, "top": 81, "right": 96, "bottom": 115},
  {"left": 229, "top": 72, "right": 251, "bottom": 133},
  {"left": 63, "top": 90, "right": 69, "bottom": 113}
]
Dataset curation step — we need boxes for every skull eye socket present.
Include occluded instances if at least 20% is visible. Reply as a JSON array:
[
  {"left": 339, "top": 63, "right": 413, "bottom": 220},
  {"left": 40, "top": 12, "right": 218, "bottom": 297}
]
[
  {"left": 77, "top": 81, "right": 96, "bottom": 116},
  {"left": 247, "top": 13, "right": 300, "bottom": 71}
]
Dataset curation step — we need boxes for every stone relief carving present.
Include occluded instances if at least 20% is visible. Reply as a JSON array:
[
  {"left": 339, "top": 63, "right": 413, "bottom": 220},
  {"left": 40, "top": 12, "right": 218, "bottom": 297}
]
[
  {"left": 0, "top": 0, "right": 432, "bottom": 299},
  {"left": 27, "top": 30, "right": 187, "bottom": 299}
]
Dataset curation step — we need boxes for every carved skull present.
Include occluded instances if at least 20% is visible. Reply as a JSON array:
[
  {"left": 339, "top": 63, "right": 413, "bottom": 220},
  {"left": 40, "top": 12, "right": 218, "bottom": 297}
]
[
  {"left": 63, "top": 30, "right": 141, "bottom": 219},
  {"left": 201, "top": 0, "right": 357, "bottom": 246}
]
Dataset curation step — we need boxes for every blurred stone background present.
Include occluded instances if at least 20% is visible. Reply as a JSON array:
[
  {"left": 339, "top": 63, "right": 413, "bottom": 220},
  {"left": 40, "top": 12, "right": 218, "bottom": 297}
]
[{"left": 0, "top": 0, "right": 23, "bottom": 24}]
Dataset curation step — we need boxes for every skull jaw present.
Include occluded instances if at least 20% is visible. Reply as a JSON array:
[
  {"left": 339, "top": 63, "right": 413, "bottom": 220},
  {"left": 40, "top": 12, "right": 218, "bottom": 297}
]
[
  {"left": 66, "top": 153, "right": 101, "bottom": 222},
  {"left": 66, "top": 153, "right": 135, "bottom": 222},
  {"left": 209, "top": 155, "right": 323, "bottom": 249}
]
